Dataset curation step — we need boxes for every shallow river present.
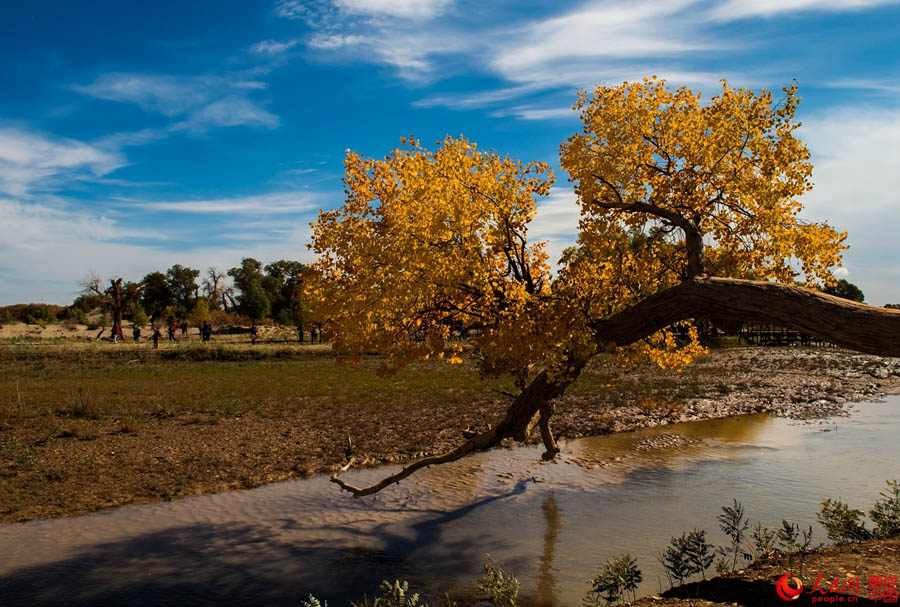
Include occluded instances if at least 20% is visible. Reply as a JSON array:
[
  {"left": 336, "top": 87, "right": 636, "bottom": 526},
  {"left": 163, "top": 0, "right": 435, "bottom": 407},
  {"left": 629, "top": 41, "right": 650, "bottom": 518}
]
[{"left": 2, "top": 397, "right": 899, "bottom": 606}]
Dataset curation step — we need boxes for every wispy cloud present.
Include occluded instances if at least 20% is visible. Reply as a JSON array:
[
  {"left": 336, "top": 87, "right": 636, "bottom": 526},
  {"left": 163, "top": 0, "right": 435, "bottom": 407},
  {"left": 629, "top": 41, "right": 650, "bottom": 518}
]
[
  {"left": 73, "top": 72, "right": 277, "bottom": 132},
  {"left": 173, "top": 96, "right": 279, "bottom": 132},
  {"left": 0, "top": 127, "right": 124, "bottom": 197},
  {"left": 825, "top": 78, "right": 900, "bottom": 94},
  {"left": 276, "top": 0, "right": 451, "bottom": 21},
  {"left": 488, "top": 0, "right": 714, "bottom": 80},
  {"left": 292, "top": 0, "right": 896, "bottom": 118},
  {"left": 278, "top": 0, "right": 469, "bottom": 81},
  {"left": 491, "top": 105, "right": 578, "bottom": 121},
  {"left": 73, "top": 73, "right": 217, "bottom": 116},
  {"left": 120, "top": 191, "right": 320, "bottom": 214},
  {"left": 249, "top": 38, "right": 301, "bottom": 55},
  {"left": 332, "top": 0, "right": 452, "bottom": 19},
  {"left": 708, "top": 0, "right": 900, "bottom": 21}
]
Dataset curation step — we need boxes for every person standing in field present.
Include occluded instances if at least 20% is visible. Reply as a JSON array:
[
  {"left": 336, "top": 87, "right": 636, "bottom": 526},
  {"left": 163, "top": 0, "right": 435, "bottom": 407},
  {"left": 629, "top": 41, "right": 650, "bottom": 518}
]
[
  {"left": 250, "top": 326, "right": 258, "bottom": 345},
  {"left": 297, "top": 325, "right": 303, "bottom": 343},
  {"left": 133, "top": 324, "right": 141, "bottom": 343},
  {"left": 152, "top": 326, "right": 162, "bottom": 349},
  {"left": 181, "top": 320, "right": 188, "bottom": 338},
  {"left": 168, "top": 320, "right": 176, "bottom": 341},
  {"left": 112, "top": 322, "right": 122, "bottom": 344}
]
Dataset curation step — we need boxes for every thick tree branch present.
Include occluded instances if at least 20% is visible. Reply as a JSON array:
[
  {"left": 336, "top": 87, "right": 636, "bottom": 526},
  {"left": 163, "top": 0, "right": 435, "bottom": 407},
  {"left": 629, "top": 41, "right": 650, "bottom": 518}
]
[
  {"left": 333, "top": 276, "right": 900, "bottom": 498},
  {"left": 593, "top": 277, "right": 900, "bottom": 356}
]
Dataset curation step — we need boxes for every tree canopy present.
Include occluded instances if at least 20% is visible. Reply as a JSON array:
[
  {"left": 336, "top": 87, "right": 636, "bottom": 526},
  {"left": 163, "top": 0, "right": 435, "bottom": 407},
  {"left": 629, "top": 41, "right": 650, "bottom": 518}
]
[
  {"left": 822, "top": 279, "right": 865, "bottom": 303},
  {"left": 306, "top": 78, "right": 900, "bottom": 497}
]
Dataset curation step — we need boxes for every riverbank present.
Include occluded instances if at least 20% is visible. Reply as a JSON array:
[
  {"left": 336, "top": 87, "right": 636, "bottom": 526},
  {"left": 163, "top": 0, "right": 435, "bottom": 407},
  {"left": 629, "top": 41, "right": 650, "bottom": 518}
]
[
  {"left": 635, "top": 535, "right": 900, "bottom": 606},
  {"left": 2, "top": 340, "right": 899, "bottom": 522}
]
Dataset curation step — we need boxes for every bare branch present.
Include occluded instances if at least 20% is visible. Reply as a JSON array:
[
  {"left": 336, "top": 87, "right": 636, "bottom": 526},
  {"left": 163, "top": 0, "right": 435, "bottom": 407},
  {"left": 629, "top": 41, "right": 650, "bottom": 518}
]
[{"left": 331, "top": 428, "right": 500, "bottom": 497}]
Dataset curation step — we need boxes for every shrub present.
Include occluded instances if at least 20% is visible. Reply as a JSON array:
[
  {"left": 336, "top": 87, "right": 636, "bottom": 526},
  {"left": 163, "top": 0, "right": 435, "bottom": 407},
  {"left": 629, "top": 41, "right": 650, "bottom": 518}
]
[
  {"left": 583, "top": 553, "right": 642, "bottom": 606},
  {"left": 478, "top": 557, "right": 519, "bottom": 607},
  {"left": 685, "top": 529, "right": 714, "bottom": 580},
  {"left": 776, "top": 520, "right": 815, "bottom": 575},
  {"left": 302, "top": 580, "right": 458, "bottom": 607},
  {"left": 869, "top": 480, "right": 900, "bottom": 538},
  {"left": 717, "top": 499, "right": 751, "bottom": 572},
  {"left": 818, "top": 498, "right": 870, "bottom": 542},
  {"left": 350, "top": 580, "right": 426, "bottom": 607},
  {"left": 661, "top": 529, "right": 713, "bottom": 587},
  {"left": 750, "top": 522, "right": 777, "bottom": 559},
  {"left": 209, "top": 309, "right": 236, "bottom": 329},
  {"left": 131, "top": 303, "right": 149, "bottom": 327}
]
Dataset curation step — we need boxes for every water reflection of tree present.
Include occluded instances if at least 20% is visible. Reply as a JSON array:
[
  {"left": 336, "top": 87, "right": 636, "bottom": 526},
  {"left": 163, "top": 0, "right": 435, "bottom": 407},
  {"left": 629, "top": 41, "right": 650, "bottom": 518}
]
[{"left": 536, "top": 493, "right": 560, "bottom": 607}]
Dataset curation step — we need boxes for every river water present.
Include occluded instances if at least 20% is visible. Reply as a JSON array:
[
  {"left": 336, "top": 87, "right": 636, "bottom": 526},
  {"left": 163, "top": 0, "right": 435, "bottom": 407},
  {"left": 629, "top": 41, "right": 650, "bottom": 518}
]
[{"left": 1, "top": 397, "right": 898, "bottom": 606}]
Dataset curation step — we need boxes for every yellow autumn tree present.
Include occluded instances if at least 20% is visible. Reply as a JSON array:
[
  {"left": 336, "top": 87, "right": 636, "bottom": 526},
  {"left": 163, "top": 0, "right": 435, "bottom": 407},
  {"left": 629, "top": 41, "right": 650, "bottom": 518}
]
[{"left": 307, "top": 79, "right": 900, "bottom": 497}]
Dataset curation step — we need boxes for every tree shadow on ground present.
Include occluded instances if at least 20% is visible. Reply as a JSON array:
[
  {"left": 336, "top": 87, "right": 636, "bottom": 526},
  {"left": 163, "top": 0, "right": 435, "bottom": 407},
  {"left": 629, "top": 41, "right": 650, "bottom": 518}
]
[{"left": 0, "top": 480, "right": 534, "bottom": 606}]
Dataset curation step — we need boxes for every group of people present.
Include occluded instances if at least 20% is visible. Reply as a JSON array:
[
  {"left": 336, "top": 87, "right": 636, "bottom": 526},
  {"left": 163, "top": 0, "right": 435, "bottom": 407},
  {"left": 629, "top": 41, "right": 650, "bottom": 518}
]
[
  {"left": 104, "top": 321, "right": 322, "bottom": 347},
  {"left": 298, "top": 326, "right": 319, "bottom": 343}
]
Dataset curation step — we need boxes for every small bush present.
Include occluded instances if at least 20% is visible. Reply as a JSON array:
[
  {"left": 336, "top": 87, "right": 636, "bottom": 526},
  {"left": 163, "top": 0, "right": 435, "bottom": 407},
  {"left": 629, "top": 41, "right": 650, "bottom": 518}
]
[
  {"left": 583, "top": 553, "right": 642, "bottom": 606},
  {"left": 478, "top": 557, "right": 519, "bottom": 607},
  {"left": 661, "top": 529, "right": 713, "bottom": 587},
  {"left": 818, "top": 498, "right": 870, "bottom": 542},
  {"left": 775, "top": 520, "right": 814, "bottom": 575},
  {"left": 750, "top": 523, "right": 777, "bottom": 559},
  {"left": 869, "top": 480, "right": 900, "bottom": 538},
  {"left": 717, "top": 499, "right": 751, "bottom": 572},
  {"left": 350, "top": 580, "right": 425, "bottom": 607}
]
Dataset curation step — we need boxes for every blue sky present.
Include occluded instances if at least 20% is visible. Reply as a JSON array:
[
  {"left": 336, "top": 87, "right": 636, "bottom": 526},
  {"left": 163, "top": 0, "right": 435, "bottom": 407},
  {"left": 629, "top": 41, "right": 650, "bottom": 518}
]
[{"left": 2, "top": 0, "right": 899, "bottom": 305}]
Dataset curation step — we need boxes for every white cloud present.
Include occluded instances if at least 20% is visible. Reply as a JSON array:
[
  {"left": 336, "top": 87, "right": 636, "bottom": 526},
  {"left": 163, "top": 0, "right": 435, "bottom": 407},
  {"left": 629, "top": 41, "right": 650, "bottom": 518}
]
[
  {"left": 798, "top": 106, "right": 900, "bottom": 304},
  {"left": 491, "top": 105, "right": 578, "bottom": 121},
  {"left": 120, "top": 191, "right": 319, "bottom": 214},
  {"left": 333, "top": 0, "right": 452, "bottom": 19},
  {"left": 294, "top": 0, "right": 895, "bottom": 120},
  {"left": 276, "top": 0, "right": 451, "bottom": 21},
  {"left": 307, "top": 33, "right": 366, "bottom": 50},
  {"left": 73, "top": 72, "right": 277, "bottom": 132},
  {"left": 72, "top": 73, "right": 212, "bottom": 116},
  {"left": 530, "top": 190, "right": 582, "bottom": 268},
  {"left": 414, "top": 84, "right": 544, "bottom": 110},
  {"left": 249, "top": 38, "right": 301, "bottom": 55},
  {"left": 175, "top": 96, "right": 279, "bottom": 132},
  {"left": 490, "top": 0, "right": 712, "bottom": 80},
  {"left": 0, "top": 128, "right": 124, "bottom": 196},
  {"left": 825, "top": 78, "right": 900, "bottom": 94},
  {"left": 279, "top": 0, "right": 468, "bottom": 81},
  {"left": 0, "top": 195, "right": 317, "bottom": 305},
  {"left": 709, "top": 0, "right": 899, "bottom": 21}
]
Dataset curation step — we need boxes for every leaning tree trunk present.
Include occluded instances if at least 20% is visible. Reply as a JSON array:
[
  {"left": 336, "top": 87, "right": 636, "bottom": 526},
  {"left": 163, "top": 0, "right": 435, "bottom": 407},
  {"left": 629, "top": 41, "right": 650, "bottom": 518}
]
[{"left": 332, "top": 277, "right": 900, "bottom": 497}]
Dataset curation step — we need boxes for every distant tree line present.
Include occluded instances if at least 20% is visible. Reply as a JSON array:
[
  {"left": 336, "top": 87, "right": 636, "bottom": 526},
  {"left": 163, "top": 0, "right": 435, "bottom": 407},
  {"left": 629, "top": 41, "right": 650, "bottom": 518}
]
[{"left": 0, "top": 258, "right": 309, "bottom": 328}]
